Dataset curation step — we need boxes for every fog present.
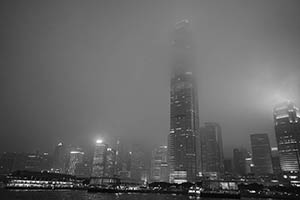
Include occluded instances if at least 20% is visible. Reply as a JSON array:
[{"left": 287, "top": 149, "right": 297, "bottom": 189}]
[{"left": 1, "top": 0, "right": 300, "bottom": 157}]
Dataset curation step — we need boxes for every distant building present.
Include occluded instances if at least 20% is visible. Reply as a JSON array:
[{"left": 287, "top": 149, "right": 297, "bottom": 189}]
[
  {"left": 150, "top": 146, "right": 168, "bottom": 182},
  {"left": 233, "top": 147, "right": 248, "bottom": 176},
  {"left": 274, "top": 102, "right": 300, "bottom": 172},
  {"left": 0, "top": 152, "right": 17, "bottom": 175},
  {"left": 224, "top": 159, "right": 233, "bottom": 174},
  {"left": 91, "top": 140, "right": 108, "bottom": 177},
  {"left": 52, "top": 142, "right": 67, "bottom": 173},
  {"left": 67, "top": 149, "right": 84, "bottom": 175},
  {"left": 130, "top": 144, "right": 148, "bottom": 183},
  {"left": 74, "top": 162, "right": 90, "bottom": 177},
  {"left": 24, "top": 152, "right": 46, "bottom": 172},
  {"left": 0, "top": 152, "right": 51, "bottom": 175},
  {"left": 200, "top": 123, "right": 224, "bottom": 178},
  {"left": 168, "top": 20, "right": 199, "bottom": 182},
  {"left": 115, "top": 139, "right": 131, "bottom": 178},
  {"left": 250, "top": 133, "right": 273, "bottom": 175}
]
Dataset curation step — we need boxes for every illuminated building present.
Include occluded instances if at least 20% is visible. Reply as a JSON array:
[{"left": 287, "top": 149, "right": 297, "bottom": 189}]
[
  {"left": 274, "top": 102, "right": 300, "bottom": 172},
  {"left": 115, "top": 139, "right": 131, "bottom": 178},
  {"left": 200, "top": 123, "right": 224, "bottom": 178},
  {"left": 150, "top": 146, "right": 169, "bottom": 182},
  {"left": 168, "top": 20, "right": 199, "bottom": 182},
  {"left": 104, "top": 148, "right": 116, "bottom": 177},
  {"left": 245, "top": 157, "right": 254, "bottom": 174},
  {"left": 91, "top": 140, "right": 108, "bottom": 177},
  {"left": 271, "top": 147, "right": 282, "bottom": 175},
  {"left": 52, "top": 142, "right": 67, "bottom": 173},
  {"left": 67, "top": 149, "right": 84, "bottom": 175},
  {"left": 250, "top": 133, "right": 273, "bottom": 175},
  {"left": 170, "top": 170, "right": 187, "bottom": 184},
  {"left": 24, "top": 152, "right": 49, "bottom": 172}
]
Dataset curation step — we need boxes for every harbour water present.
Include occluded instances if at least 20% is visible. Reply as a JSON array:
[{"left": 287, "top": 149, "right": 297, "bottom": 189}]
[{"left": 0, "top": 189, "right": 269, "bottom": 200}]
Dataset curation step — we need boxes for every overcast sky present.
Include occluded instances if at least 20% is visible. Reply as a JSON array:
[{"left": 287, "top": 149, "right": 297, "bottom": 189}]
[{"left": 1, "top": 0, "right": 300, "bottom": 157}]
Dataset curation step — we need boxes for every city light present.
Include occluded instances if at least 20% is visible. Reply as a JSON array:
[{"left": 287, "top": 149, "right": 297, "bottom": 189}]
[{"left": 96, "top": 139, "right": 103, "bottom": 144}]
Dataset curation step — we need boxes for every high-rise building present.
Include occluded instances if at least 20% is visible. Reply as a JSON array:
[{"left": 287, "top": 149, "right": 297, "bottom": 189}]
[
  {"left": 52, "top": 142, "right": 67, "bottom": 173},
  {"left": 233, "top": 147, "right": 248, "bottom": 176},
  {"left": 223, "top": 159, "right": 233, "bottom": 174},
  {"left": 274, "top": 102, "right": 300, "bottom": 172},
  {"left": 168, "top": 20, "right": 199, "bottom": 183},
  {"left": 250, "top": 133, "right": 273, "bottom": 175},
  {"left": 67, "top": 149, "right": 84, "bottom": 175},
  {"left": 115, "top": 138, "right": 131, "bottom": 178},
  {"left": 104, "top": 148, "right": 116, "bottom": 177},
  {"left": 271, "top": 147, "right": 281, "bottom": 175},
  {"left": 91, "top": 140, "right": 108, "bottom": 177},
  {"left": 130, "top": 144, "right": 148, "bottom": 183},
  {"left": 200, "top": 123, "right": 224, "bottom": 179},
  {"left": 150, "top": 146, "right": 169, "bottom": 182}
]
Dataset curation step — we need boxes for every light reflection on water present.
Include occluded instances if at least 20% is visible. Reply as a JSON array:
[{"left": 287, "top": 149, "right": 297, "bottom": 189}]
[{"left": 0, "top": 189, "right": 261, "bottom": 200}]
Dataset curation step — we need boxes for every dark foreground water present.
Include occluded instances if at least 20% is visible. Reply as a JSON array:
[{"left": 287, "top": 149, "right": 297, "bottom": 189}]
[{"left": 0, "top": 189, "right": 266, "bottom": 200}]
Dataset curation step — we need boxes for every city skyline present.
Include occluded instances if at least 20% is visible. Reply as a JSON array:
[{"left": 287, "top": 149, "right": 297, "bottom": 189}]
[{"left": 1, "top": 0, "right": 300, "bottom": 158}]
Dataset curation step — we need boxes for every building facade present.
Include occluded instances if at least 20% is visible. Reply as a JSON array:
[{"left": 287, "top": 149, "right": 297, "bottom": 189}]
[
  {"left": 274, "top": 102, "right": 300, "bottom": 172},
  {"left": 52, "top": 142, "right": 67, "bottom": 173},
  {"left": 168, "top": 20, "right": 199, "bottom": 183},
  {"left": 232, "top": 147, "right": 248, "bottom": 176},
  {"left": 67, "top": 149, "right": 84, "bottom": 175},
  {"left": 200, "top": 123, "right": 224, "bottom": 179},
  {"left": 91, "top": 140, "right": 108, "bottom": 177},
  {"left": 250, "top": 133, "right": 273, "bottom": 175},
  {"left": 150, "top": 146, "right": 168, "bottom": 182}
]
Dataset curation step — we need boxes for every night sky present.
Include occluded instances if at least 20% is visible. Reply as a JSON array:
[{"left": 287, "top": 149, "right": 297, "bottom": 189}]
[{"left": 1, "top": 0, "right": 300, "bottom": 157}]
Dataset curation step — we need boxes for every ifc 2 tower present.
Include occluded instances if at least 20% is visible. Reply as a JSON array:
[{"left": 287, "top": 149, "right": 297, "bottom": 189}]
[{"left": 168, "top": 20, "right": 200, "bottom": 183}]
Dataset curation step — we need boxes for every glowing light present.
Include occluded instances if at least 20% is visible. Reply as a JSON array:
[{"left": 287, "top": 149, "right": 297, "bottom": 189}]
[
  {"left": 271, "top": 147, "right": 278, "bottom": 151},
  {"left": 96, "top": 139, "right": 103, "bottom": 144},
  {"left": 70, "top": 151, "right": 84, "bottom": 154},
  {"left": 276, "top": 114, "right": 289, "bottom": 119}
]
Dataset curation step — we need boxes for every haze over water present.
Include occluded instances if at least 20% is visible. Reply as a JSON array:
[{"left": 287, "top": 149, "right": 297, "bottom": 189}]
[{"left": 0, "top": 190, "right": 269, "bottom": 200}]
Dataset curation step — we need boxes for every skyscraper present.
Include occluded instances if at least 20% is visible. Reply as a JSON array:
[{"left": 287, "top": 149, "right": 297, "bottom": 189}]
[
  {"left": 52, "top": 142, "right": 67, "bottom": 173},
  {"left": 250, "top": 133, "right": 273, "bottom": 175},
  {"left": 168, "top": 20, "right": 199, "bottom": 182},
  {"left": 104, "top": 147, "right": 116, "bottom": 177},
  {"left": 91, "top": 140, "right": 107, "bottom": 177},
  {"left": 200, "top": 122, "right": 224, "bottom": 178},
  {"left": 233, "top": 147, "right": 248, "bottom": 176},
  {"left": 67, "top": 149, "right": 84, "bottom": 175},
  {"left": 274, "top": 102, "right": 300, "bottom": 172},
  {"left": 130, "top": 144, "right": 148, "bottom": 183}
]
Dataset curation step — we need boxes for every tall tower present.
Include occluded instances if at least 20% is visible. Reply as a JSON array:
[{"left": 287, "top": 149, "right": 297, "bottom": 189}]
[
  {"left": 168, "top": 20, "right": 199, "bottom": 182},
  {"left": 91, "top": 140, "right": 108, "bottom": 177},
  {"left": 274, "top": 102, "right": 300, "bottom": 172}
]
